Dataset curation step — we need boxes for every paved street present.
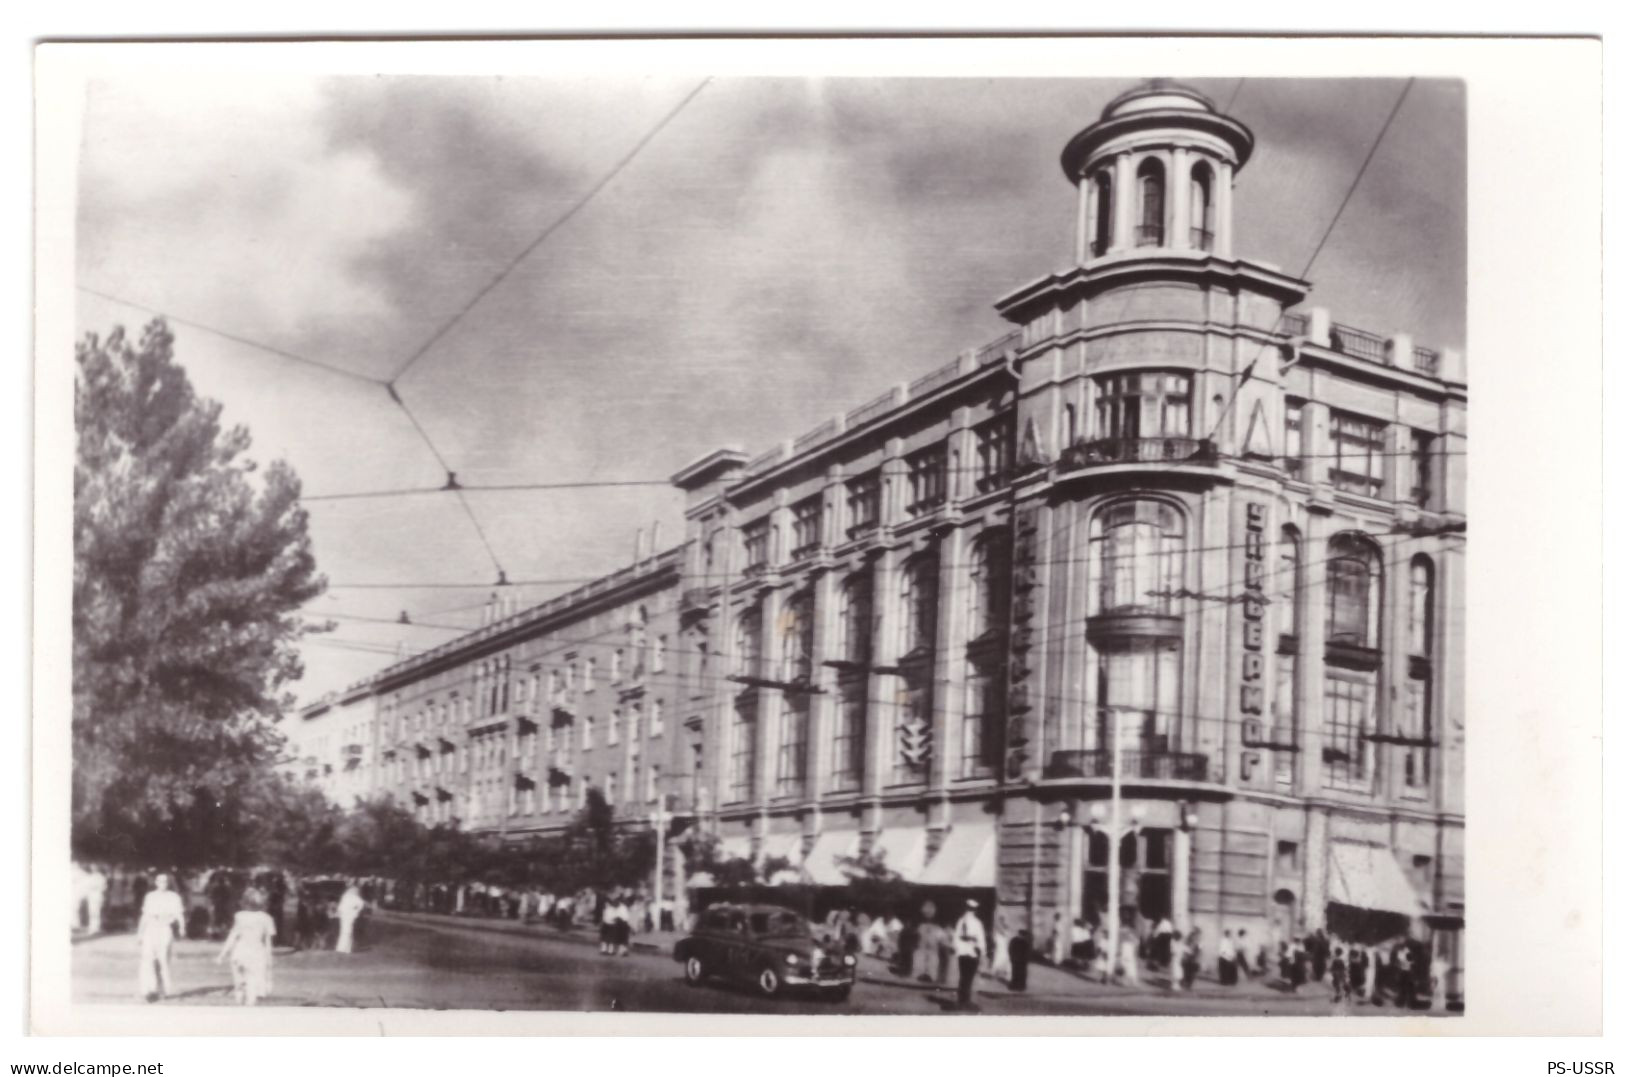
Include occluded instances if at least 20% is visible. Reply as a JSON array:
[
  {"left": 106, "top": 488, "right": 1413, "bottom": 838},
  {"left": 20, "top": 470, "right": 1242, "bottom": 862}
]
[{"left": 71, "top": 912, "right": 1404, "bottom": 1017}]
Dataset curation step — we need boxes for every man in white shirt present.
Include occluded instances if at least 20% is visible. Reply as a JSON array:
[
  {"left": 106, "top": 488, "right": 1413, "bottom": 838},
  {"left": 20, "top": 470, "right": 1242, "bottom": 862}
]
[
  {"left": 953, "top": 900, "right": 988, "bottom": 1011},
  {"left": 335, "top": 884, "right": 366, "bottom": 954}
]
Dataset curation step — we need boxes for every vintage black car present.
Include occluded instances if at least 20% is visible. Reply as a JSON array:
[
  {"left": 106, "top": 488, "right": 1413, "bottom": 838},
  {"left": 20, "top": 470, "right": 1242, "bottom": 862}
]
[{"left": 674, "top": 903, "right": 856, "bottom": 1000}]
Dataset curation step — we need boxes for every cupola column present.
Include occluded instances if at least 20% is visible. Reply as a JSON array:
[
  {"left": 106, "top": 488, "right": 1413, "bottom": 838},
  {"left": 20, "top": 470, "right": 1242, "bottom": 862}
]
[
  {"left": 1171, "top": 147, "right": 1192, "bottom": 252},
  {"left": 1075, "top": 174, "right": 1092, "bottom": 265},
  {"left": 1112, "top": 152, "right": 1135, "bottom": 255},
  {"left": 1217, "top": 161, "right": 1236, "bottom": 259}
]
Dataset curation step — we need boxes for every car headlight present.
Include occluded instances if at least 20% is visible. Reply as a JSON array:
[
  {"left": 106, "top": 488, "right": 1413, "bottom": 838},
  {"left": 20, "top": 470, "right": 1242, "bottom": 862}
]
[
  {"left": 843, "top": 955, "right": 856, "bottom": 966},
  {"left": 785, "top": 953, "right": 800, "bottom": 965}
]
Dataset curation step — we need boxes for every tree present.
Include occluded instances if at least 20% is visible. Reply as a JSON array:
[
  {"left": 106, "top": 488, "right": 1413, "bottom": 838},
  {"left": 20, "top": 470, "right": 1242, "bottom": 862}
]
[{"left": 73, "top": 319, "right": 325, "bottom": 864}]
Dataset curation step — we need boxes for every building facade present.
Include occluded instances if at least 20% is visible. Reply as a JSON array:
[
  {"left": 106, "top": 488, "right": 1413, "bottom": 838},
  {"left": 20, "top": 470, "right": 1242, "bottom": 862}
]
[
  {"left": 303, "top": 82, "right": 1464, "bottom": 968},
  {"left": 279, "top": 682, "right": 379, "bottom": 808}
]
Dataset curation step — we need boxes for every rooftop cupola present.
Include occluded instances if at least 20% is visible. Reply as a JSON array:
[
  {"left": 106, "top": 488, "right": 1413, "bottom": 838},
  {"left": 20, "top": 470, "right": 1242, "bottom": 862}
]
[{"left": 1061, "top": 80, "right": 1254, "bottom": 265}]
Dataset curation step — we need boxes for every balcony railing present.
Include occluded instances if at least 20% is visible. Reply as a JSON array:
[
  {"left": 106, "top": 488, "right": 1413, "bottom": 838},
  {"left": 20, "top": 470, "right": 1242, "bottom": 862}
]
[
  {"left": 1060, "top": 435, "right": 1217, "bottom": 469},
  {"left": 1189, "top": 226, "right": 1214, "bottom": 252},
  {"left": 1281, "top": 311, "right": 1310, "bottom": 337},
  {"left": 1412, "top": 346, "right": 1441, "bottom": 376},
  {"left": 1329, "top": 323, "right": 1389, "bottom": 365},
  {"left": 1044, "top": 749, "right": 1211, "bottom": 782},
  {"left": 1135, "top": 224, "right": 1164, "bottom": 247}
]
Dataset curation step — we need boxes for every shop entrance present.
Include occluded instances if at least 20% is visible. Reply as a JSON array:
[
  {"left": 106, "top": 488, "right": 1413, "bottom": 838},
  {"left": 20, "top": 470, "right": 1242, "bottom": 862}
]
[{"left": 1082, "top": 827, "right": 1172, "bottom": 930}]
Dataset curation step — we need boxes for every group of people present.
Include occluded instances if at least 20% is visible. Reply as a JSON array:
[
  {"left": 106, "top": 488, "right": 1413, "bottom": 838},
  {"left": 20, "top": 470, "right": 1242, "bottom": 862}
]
[
  {"left": 377, "top": 880, "right": 678, "bottom": 937},
  {"left": 116, "top": 868, "right": 371, "bottom": 1006},
  {"left": 818, "top": 900, "right": 1030, "bottom": 1010}
]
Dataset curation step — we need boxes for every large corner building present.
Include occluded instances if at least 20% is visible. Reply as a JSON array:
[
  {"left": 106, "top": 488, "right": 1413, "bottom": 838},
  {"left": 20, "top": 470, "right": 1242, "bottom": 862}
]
[{"left": 298, "top": 82, "right": 1465, "bottom": 971}]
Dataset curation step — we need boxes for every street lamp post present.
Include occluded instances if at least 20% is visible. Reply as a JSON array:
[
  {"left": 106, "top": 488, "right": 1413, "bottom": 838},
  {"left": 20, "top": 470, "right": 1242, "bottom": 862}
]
[{"left": 1105, "top": 707, "right": 1125, "bottom": 981}]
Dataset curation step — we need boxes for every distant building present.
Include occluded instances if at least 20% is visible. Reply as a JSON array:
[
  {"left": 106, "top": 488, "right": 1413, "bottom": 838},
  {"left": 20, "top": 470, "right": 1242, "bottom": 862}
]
[
  {"left": 308, "top": 81, "right": 1464, "bottom": 984},
  {"left": 279, "top": 681, "right": 378, "bottom": 808}
]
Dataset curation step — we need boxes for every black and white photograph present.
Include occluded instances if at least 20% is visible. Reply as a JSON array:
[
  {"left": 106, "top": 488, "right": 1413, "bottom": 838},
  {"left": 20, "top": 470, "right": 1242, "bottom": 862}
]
[{"left": 27, "top": 35, "right": 1605, "bottom": 1042}]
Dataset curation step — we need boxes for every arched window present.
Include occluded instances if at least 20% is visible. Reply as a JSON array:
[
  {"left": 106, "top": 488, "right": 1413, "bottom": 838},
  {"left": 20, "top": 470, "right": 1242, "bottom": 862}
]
[
  {"left": 838, "top": 570, "right": 873, "bottom": 664},
  {"left": 1189, "top": 162, "right": 1214, "bottom": 251},
  {"left": 1408, "top": 557, "right": 1434, "bottom": 658},
  {"left": 966, "top": 531, "right": 1009, "bottom": 642},
  {"left": 1326, "top": 533, "right": 1382, "bottom": 651},
  {"left": 1088, "top": 169, "right": 1114, "bottom": 256},
  {"left": 1087, "top": 500, "right": 1186, "bottom": 616},
  {"left": 1136, "top": 158, "right": 1166, "bottom": 247},
  {"left": 898, "top": 555, "right": 939, "bottom": 656}
]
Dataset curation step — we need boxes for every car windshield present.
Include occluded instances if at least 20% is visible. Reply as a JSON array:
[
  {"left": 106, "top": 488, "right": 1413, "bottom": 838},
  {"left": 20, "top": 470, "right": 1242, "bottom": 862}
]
[{"left": 750, "top": 910, "right": 810, "bottom": 938}]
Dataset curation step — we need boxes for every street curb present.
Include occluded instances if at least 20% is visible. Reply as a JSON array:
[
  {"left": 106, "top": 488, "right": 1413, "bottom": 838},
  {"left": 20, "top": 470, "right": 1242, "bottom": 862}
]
[{"left": 379, "top": 909, "right": 667, "bottom": 955}]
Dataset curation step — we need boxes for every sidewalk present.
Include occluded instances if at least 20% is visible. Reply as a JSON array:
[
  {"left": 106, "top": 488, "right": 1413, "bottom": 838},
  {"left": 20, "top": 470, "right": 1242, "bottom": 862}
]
[{"left": 380, "top": 909, "right": 1336, "bottom": 1008}]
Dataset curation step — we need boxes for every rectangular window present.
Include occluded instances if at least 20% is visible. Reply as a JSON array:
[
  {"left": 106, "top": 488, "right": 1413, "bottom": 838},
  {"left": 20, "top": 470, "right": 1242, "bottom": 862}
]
[
  {"left": 974, "top": 415, "right": 1015, "bottom": 492},
  {"left": 960, "top": 666, "right": 1001, "bottom": 779},
  {"left": 582, "top": 714, "right": 595, "bottom": 750},
  {"left": 1329, "top": 411, "right": 1387, "bottom": 498},
  {"left": 791, "top": 496, "right": 823, "bottom": 558},
  {"left": 1410, "top": 429, "right": 1435, "bottom": 508},
  {"left": 582, "top": 657, "right": 595, "bottom": 692},
  {"left": 1276, "top": 839, "right": 1300, "bottom": 875},
  {"left": 906, "top": 444, "right": 948, "bottom": 516},
  {"left": 828, "top": 677, "right": 866, "bottom": 793},
  {"left": 1324, "top": 675, "right": 1374, "bottom": 791},
  {"left": 647, "top": 763, "right": 661, "bottom": 804},
  {"left": 742, "top": 518, "right": 771, "bottom": 571},
  {"left": 1093, "top": 372, "right": 1192, "bottom": 442},
  {"left": 1402, "top": 677, "right": 1432, "bottom": 790},
  {"left": 652, "top": 636, "right": 667, "bottom": 674},
  {"left": 730, "top": 697, "right": 758, "bottom": 803},
  {"left": 846, "top": 472, "right": 880, "bottom": 537},
  {"left": 1284, "top": 399, "right": 1305, "bottom": 478},
  {"left": 1272, "top": 652, "right": 1297, "bottom": 788},
  {"left": 606, "top": 771, "right": 618, "bottom": 806},
  {"left": 608, "top": 708, "right": 621, "bottom": 746},
  {"left": 777, "top": 696, "right": 809, "bottom": 797}
]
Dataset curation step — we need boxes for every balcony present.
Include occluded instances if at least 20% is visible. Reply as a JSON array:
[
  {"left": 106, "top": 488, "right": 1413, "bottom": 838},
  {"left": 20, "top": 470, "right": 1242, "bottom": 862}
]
[
  {"left": 1045, "top": 749, "right": 1211, "bottom": 783},
  {"left": 1328, "top": 323, "right": 1389, "bottom": 365},
  {"left": 1059, "top": 436, "right": 1217, "bottom": 469},
  {"left": 1412, "top": 346, "right": 1441, "bottom": 376}
]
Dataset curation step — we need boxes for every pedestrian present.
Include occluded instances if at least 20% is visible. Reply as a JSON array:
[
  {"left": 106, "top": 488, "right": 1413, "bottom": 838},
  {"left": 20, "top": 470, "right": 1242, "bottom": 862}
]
[
  {"left": 1278, "top": 940, "right": 1293, "bottom": 989},
  {"left": 1217, "top": 930, "right": 1238, "bottom": 986},
  {"left": 1330, "top": 946, "right": 1349, "bottom": 1003},
  {"left": 1290, "top": 938, "right": 1309, "bottom": 993},
  {"left": 1008, "top": 927, "right": 1031, "bottom": 993},
  {"left": 953, "top": 900, "right": 987, "bottom": 1011},
  {"left": 1180, "top": 931, "right": 1202, "bottom": 991},
  {"left": 893, "top": 915, "right": 918, "bottom": 979},
  {"left": 266, "top": 873, "right": 287, "bottom": 946},
  {"left": 1312, "top": 928, "right": 1329, "bottom": 982},
  {"left": 82, "top": 864, "right": 108, "bottom": 935},
  {"left": 1393, "top": 943, "right": 1415, "bottom": 1009},
  {"left": 335, "top": 882, "right": 365, "bottom": 954},
  {"left": 990, "top": 914, "right": 1012, "bottom": 983},
  {"left": 1117, "top": 929, "right": 1141, "bottom": 986},
  {"left": 1152, "top": 917, "right": 1174, "bottom": 969},
  {"left": 1235, "top": 928, "right": 1252, "bottom": 977},
  {"left": 935, "top": 912, "right": 956, "bottom": 986},
  {"left": 1091, "top": 925, "right": 1111, "bottom": 983},
  {"left": 135, "top": 873, "right": 185, "bottom": 1002},
  {"left": 217, "top": 889, "right": 277, "bottom": 1006},
  {"left": 863, "top": 913, "right": 890, "bottom": 958}
]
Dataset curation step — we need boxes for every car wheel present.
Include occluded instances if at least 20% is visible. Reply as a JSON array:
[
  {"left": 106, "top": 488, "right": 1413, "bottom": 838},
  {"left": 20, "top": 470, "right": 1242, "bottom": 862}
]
[
  {"left": 683, "top": 955, "right": 707, "bottom": 986},
  {"left": 756, "top": 966, "right": 782, "bottom": 998}
]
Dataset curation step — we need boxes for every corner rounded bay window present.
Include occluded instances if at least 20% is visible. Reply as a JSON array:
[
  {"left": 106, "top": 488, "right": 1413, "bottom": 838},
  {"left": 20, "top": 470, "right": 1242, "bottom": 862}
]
[
  {"left": 1087, "top": 499, "right": 1186, "bottom": 640},
  {"left": 1136, "top": 157, "right": 1166, "bottom": 247}
]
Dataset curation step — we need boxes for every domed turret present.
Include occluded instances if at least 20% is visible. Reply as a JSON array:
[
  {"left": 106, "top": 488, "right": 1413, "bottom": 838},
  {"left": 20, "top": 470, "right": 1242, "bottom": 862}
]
[{"left": 1061, "top": 79, "right": 1254, "bottom": 265}]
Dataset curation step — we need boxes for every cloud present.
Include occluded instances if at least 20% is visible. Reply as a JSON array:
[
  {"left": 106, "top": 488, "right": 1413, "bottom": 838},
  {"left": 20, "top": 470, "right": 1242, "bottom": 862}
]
[{"left": 78, "top": 74, "right": 414, "bottom": 367}]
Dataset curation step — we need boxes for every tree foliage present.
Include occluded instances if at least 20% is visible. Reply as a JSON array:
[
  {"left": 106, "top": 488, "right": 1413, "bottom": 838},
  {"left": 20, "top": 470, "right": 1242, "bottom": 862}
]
[{"left": 73, "top": 320, "right": 325, "bottom": 863}]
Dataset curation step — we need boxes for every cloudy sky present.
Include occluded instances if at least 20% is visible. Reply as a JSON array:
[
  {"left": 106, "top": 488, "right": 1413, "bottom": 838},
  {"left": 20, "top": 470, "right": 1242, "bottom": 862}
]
[{"left": 73, "top": 72, "right": 1465, "bottom": 703}]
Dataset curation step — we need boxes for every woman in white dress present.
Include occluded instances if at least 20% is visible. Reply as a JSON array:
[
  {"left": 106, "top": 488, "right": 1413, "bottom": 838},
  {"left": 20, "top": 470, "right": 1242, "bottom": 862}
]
[
  {"left": 217, "top": 889, "right": 277, "bottom": 1005},
  {"left": 136, "top": 873, "right": 186, "bottom": 1002}
]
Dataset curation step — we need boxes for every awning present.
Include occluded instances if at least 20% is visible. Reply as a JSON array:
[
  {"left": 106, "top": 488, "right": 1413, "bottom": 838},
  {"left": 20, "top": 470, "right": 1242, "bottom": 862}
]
[
  {"left": 760, "top": 831, "right": 804, "bottom": 866},
  {"left": 717, "top": 834, "right": 753, "bottom": 862},
  {"left": 1327, "top": 841, "right": 1428, "bottom": 919},
  {"left": 801, "top": 830, "right": 861, "bottom": 885},
  {"left": 918, "top": 823, "right": 996, "bottom": 888},
  {"left": 869, "top": 826, "right": 927, "bottom": 881}
]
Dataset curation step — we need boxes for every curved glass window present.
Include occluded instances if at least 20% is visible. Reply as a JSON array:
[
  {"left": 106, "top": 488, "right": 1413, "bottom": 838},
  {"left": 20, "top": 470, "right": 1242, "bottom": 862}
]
[
  {"left": 1088, "top": 500, "right": 1186, "bottom": 616},
  {"left": 1136, "top": 158, "right": 1166, "bottom": 246},
  {"left": 1326, "top": 533, "right": 1382, "bottom": 649}
]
